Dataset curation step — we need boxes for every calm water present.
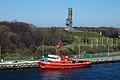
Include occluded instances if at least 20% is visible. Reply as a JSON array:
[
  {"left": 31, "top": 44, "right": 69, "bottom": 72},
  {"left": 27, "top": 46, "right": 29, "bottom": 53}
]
[{"left": 0, "top": 62, "right": 120, "bottom": 80}]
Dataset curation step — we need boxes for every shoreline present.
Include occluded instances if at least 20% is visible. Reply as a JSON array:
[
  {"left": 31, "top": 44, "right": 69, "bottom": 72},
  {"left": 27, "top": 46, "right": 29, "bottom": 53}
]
[
  {"left": 74, "top": 56, "right": 120, "bottom": 64},
  {"left": 0, "top": 60, "right": 39, "bottom": 70},
  {"left": 0, "top": 56, "right": 120, "bottom": 69}
]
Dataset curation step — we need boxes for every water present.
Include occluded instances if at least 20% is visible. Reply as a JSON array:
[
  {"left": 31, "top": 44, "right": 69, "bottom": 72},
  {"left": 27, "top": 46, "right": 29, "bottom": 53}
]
[{"left": 0, "top": 62, "right": 120, "bottom": 80}]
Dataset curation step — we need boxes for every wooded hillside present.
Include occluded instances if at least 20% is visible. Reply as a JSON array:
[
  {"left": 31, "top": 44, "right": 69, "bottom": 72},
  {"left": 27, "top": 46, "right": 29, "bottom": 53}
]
[{"left": 0, "top": 21, "right": 120, "bottom": 59}]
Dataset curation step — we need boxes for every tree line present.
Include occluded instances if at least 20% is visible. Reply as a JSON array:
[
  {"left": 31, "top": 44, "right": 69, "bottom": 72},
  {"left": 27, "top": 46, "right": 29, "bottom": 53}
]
[
  {"left": 74, "top": 26, "right": 120, "bottom": 38},
  {"left": 0, "top": 21, "right": 120, "bottom": 59},
  {"left": 0, "top": 21, "right": 72, "bottom": 59}
]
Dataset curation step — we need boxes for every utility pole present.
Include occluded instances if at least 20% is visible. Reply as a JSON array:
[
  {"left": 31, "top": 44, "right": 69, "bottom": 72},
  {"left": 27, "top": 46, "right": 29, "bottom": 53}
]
[
  {"left": 107, "top": 37, "right": 109, "bottom": 45},
  {"left": 42, "top": 44, "right": 44, "bottom": 57},
  {"left": 90, "top": 38, "right": 93, "bottom": 48},
  {"left": 108, "top": 44, "right": 109, "bottom": 56},
  {"left": 0, "top": 46, "right": 1, "bottom": 60},
  {"left": 96, "top": 38, "right": 98, "bottom": 47},
  {"left": 85, "top": 37, "right": 88, "bottom": 46},
  {"left": 102, "top": 38, "right": 103, "bottom": 46},
  {"left": 78, "top": 45, "right": 80, "bottom": 58}
]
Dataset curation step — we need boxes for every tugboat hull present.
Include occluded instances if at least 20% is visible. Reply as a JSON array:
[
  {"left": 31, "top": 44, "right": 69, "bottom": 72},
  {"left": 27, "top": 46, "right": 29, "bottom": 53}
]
[{"left": 40, "top": 60, "right": 91, "bottom": 69}]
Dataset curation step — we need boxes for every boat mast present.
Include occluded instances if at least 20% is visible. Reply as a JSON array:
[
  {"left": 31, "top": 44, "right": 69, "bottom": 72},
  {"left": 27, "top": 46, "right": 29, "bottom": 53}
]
[{"left": 56, "top": 42, "right": 62, "bottom": 55}]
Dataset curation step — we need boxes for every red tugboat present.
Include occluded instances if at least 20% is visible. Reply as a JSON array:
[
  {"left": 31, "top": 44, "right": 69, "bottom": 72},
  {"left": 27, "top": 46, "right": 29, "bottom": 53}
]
[{"left": 39, "top": 42, "right": 91, "bottom": 69}]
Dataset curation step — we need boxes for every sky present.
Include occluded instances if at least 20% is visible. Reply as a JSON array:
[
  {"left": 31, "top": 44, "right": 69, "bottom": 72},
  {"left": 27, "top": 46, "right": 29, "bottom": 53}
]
[{"left": 0, "top": 0, "right": 120, "bottom": 27}]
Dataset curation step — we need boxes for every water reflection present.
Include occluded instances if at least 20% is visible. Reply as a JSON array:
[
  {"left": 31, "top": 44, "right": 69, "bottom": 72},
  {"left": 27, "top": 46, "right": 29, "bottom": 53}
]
[
  {"left": 40, "top": 69, "right": 67, "bottom": 80},
  {"left": 39, "top": 68, "right": 89, "bottom": 80}
]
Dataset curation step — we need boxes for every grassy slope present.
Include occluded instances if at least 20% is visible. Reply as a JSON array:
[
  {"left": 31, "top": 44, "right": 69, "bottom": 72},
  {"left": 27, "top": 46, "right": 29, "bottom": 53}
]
[{"left": 64, "top": 30, "right": 102, "bottom": 38}]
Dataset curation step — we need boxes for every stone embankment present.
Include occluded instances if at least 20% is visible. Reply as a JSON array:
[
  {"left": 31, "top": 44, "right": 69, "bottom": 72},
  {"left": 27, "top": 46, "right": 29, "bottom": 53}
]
[
  {"left": 0, "top": 60, "right": 39, "bottom": 69},
  {"left": 0, "top": 56, "right": 120, "bottom": 69},
  {"left": 78, "top": 56, "right": 120, "bottom": 64}
]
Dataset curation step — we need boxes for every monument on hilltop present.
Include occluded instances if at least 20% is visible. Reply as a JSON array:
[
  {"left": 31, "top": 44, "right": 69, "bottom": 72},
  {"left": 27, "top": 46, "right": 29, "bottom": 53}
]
[
  {"left": 66, "top": 7, "right": 73, "bottom": 30},
  {"left": 65, "top": 8, "right": 82, "bottom": 32}
]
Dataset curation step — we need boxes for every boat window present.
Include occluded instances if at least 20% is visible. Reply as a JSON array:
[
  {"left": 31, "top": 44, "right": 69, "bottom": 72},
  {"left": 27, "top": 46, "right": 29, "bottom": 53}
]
[
  {"left": 48, "top": 57, "right": 52, "bottom": 59},
  {"left": 48, "top": 56, "right": 59, "bottom": 59}
]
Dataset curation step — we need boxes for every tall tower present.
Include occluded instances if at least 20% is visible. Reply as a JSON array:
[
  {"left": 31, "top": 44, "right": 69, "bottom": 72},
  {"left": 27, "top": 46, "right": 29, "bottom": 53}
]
[{"left": 66, "top": 7, "right": 73, "bottom": 29}]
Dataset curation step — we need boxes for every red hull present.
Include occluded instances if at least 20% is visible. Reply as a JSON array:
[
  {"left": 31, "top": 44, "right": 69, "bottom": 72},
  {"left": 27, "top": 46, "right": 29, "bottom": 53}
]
[{"left": 40, "top": 60, "right": 91, "bottom": 69}]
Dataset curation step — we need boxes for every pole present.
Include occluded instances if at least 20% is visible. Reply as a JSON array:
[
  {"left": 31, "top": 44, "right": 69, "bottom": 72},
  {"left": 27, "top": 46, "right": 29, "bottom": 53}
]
[
  {"left": 102, "top": 38, "right": 103, "bottom": 46},
  {"left": 90, "top": 38, "right": 93, "bottom": 48},
  {"left": 96, "top": 38, "right": 98, "bottom": 47},
  {"left": 78, "top": 45, "right": 80, "bottom": 58},
  {"left": 108, "top": 44, "right": 109, "bottom": 56},
  {"left": 0, "top": 46, "right": 1, "bottom": 61},
  {"left": 42, "top": 44, "right": 44, "bottom": 58}
]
